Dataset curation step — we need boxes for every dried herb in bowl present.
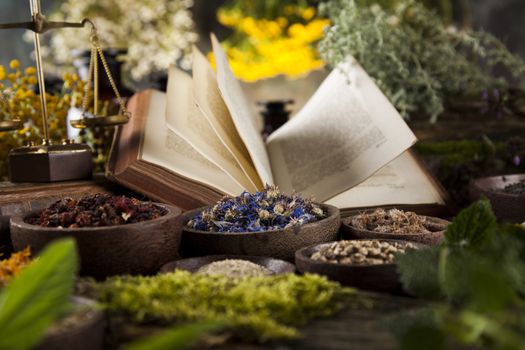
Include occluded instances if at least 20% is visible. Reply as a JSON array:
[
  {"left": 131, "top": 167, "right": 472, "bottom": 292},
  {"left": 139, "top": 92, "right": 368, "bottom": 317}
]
[
  {"left": 27, "top": 193, "right": 167, "bottom": 228},
  {"left": 310, "top": 240, "right": 417, "bottom": 265},
  {"left": 196, "top": 259, "right": 273, "bottom": 278},
  {"left": 499, "top": 180, "right": 525, "bottom": 195},
  {"left": 186, "top": 185, "right": 325, "bottom": 232},
  {"left": 351, "top": 209, "right": 433, "bottom": 234},
  {"left": 0, "top": 247, "right": 31, "bottom": 287}
]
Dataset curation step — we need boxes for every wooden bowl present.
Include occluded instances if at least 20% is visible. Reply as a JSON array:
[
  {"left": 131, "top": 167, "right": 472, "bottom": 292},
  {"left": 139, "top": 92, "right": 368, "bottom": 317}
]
[
  {"left": 469, "top": 174, "right": 525, "bottom": 223},
  {"left": 10, "top": 203, "right": 183, "bottom": 280},
  {"left": 180, "top": 204, "right": 340, "bottom": 262},
  {"left": 341, "top": 212, "right": 449, "bottom": 246},
  {"left": 295, "top": 239, "right": 424, "bottom": 293},
  {"left": 160, "top": 255, "right": 295, "bottom": 275},
  {"left": 37, "top": 297, "right": 104, "bottom": 350}
]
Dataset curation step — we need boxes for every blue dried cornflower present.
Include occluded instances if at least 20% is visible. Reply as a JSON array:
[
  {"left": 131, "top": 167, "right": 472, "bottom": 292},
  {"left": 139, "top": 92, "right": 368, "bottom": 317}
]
[{"left": 186, "top": 185, "right": 326, "bottom": 233}]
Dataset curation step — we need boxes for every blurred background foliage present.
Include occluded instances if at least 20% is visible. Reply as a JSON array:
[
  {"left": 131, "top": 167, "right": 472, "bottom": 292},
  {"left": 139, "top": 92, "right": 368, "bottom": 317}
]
[
  {"left": 0, "top": 0, "right": 524, "bottom": 184},
  {"left": 1, "top": 0, "right": 525, "bottom": 72}
]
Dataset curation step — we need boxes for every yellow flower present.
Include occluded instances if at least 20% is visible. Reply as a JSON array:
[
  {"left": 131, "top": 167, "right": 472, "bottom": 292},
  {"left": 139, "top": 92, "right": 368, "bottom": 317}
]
[
  {"left": 276, "top": 17, "right": 288, "bottom": 29},
  {"left": 302, "top": 7, "right": 316, "bottom": 21},
  {"left": 25, "top": 67, "right": 36, "bottom": 75},
  {"left": 0, "top": 66, "right": 5, "bottom": 80},
  {"left": 217, "top": 9, "right": 242, "bottom": 27},
  {"left": 9, "top": 59, "right": 20, "bottom": 70},
  {"left": 7, "top": 73, "right": 17, "bottom": 83},
  {"left": 27, "top": 76, "right": 38, "bottom": 85},
  {"left": 15, "top": 89, "right": 26, "bottom": 99},
  {"left": 213, "top": 4, "right": 331, "bottom": 82}
]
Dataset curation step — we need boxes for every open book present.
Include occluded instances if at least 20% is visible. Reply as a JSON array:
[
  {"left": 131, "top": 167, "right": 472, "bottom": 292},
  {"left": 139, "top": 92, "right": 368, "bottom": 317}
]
[{"left": 107, "top": 34, "right": 448, "bottom": 216}]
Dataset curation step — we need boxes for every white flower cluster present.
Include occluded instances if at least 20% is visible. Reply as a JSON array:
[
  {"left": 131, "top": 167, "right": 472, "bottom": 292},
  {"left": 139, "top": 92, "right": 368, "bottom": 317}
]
[{"left": 46, "top": 0, "right": 198, "bottom": 80}]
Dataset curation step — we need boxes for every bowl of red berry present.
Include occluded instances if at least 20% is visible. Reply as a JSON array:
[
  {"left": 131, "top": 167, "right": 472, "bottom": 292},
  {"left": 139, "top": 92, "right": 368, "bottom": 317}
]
[{"left": 10, "top": 193, "right": 183, "bottom": 279}]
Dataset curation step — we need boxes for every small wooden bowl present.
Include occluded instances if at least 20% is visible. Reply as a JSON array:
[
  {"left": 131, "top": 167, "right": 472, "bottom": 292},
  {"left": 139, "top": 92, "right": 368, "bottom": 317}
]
[
  {"left": 295, "top": 239, "right": 424, "bottom": 293},
  {"left": 341, "top": 212, "right": 449, "bottom": 245},
  {"left": 10, "top": 203, "right": 183, "bottom": 280},
  {"left": 469, "top": 174, "right": 525, "bottom": 223},
  {"left": 160, "top": 255, "right": 295, "bottom": 275},
  {"left": 37, "top": 297, "right": 104, "bottom": 350},
  {"left": 180, "top": 204, "right": 340, "bottom": 262}
]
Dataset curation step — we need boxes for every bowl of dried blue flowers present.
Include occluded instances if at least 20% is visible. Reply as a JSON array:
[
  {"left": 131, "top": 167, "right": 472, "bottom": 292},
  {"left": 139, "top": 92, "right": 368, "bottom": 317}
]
[{"left": 181, "top": 186, "right": 340, "bottom": 261}]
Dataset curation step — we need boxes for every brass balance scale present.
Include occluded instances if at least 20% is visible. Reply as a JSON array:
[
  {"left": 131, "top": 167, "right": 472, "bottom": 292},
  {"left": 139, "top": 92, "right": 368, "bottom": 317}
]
[{"left": 0, "top": 0, "right": 130, "bottom": 182}]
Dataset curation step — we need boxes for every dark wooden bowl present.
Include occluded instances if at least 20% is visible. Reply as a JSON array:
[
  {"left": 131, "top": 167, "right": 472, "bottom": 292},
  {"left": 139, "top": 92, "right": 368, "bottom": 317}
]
[
  {"left": 37, "top": 297, "right": 104, "bottom": 350},
  {"left": 10, "top": 203, "right": 183, "bottom": 280},
  {"left": 180, "top": 204, "right": 340, "bottom": 262},
  {"left": 341, "top": 213, "right": 449, "bottom": 246},
  {"left": 160, "top": 255, "right": 295, "bottom": 275},
  {"left": 469, "top": 174, "right": 525, "bottom": 223},
  {"left": 295, "top": 239, "right": 424, "bottom": 293}
]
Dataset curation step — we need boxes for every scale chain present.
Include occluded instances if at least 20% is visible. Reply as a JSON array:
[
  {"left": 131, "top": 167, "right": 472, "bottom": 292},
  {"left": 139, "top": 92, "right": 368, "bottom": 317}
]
[{"left": 94, "top": 39, "right": 129, "bottom": 116}]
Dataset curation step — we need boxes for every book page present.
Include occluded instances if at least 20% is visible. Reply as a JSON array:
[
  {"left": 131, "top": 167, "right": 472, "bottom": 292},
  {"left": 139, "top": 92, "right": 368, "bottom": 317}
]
[
  {"left": 141, "top": 90, "right": 243, "bottom": 196},
  {"left": 211, "top": 34, "right": 274, "bottom": 186},
  {"left": 325, "top": 151, "right": 445, "bottom": 208},
  {"left": 165, "top": 67, "right": 257, "bottom": 192},
  {"left": 192, "top": 47, "right": 263, "bottom": 190},
  {"left": 266, "top": 57, "right": 417, "bottom": 201}
]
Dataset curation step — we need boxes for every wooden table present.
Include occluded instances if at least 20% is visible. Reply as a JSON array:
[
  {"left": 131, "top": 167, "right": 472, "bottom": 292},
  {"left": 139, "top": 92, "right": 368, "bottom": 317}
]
[{"left": 1, "top": 180, "right": 423, "bottom": 349}]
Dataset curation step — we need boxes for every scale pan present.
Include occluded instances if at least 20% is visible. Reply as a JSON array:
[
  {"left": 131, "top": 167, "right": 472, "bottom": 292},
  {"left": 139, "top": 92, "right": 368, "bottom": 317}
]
[
  {"left": 0, "top": 119, "right": 23, "bottom": 132},
  {"left": 70, "top": 114, "right": 129, "bottom": 129}
]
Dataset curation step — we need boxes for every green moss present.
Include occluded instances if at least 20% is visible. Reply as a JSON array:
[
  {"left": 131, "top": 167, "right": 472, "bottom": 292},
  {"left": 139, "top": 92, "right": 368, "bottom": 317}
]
[{"left": 94, "top": 271, "right": 355, "bottom": 342}]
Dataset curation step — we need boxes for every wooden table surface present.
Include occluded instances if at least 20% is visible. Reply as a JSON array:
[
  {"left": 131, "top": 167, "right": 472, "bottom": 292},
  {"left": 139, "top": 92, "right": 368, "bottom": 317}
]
[
  {"left": 215, "top": 292, "right": 420, "bottom": 350},
  {"left": 1, "top": 180, "right": 424, "bottom": 350},
  {"left": 110, "top": 292, "right": 421, "bottom": 350}
]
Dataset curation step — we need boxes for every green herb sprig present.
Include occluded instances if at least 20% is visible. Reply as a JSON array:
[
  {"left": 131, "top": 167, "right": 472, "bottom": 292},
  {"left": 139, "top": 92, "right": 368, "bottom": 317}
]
[
  {"left": 391, "top": 200, "right": 525, "bottom": 350},
  {"left": 319, "top": 0, "right": 525, "bottom": 122}
]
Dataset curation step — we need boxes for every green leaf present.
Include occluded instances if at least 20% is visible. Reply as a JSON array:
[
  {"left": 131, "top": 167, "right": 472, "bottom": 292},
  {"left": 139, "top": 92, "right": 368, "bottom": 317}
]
[
  {"left": 0, "top": 239, "right": 78, "bottom": 350},
  {"left": 396, "top": 246, "right": 442, "bottom": 299},
  {"left": 437, "top": 247, "right": 469, "bottom": 304},
  {"left": 444, "top": 199, "right": 496, "bottom": 248},
  {"left": 124, "top": 322, "right": 222, "bottom": 350}
]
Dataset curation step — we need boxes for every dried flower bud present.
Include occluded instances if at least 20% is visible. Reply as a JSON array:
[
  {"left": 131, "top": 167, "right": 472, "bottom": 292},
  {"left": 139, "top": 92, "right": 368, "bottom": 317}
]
[{"left": 258, "top": 209, "right": 270, "bottom": 220}]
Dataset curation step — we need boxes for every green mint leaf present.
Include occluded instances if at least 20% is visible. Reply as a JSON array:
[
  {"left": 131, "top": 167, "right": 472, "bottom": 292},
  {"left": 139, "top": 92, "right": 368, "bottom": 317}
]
[
  {"left": 0, "top": 239, "right": 78, "bottom": 350},
  {"left": 444, "top": 199, "right": 496, "bottom": 248},
  {"left": 396, "top": 246, "right": 442, "bottom": 299}
]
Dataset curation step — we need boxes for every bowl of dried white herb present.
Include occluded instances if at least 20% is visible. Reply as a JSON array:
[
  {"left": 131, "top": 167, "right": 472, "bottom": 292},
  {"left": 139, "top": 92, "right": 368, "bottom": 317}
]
[
  {"left": 160, "top": 255, "right": 295, "bottom": 278},
  {"left": 295, "top": 239, "right": 424, "bottom": 293}
]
